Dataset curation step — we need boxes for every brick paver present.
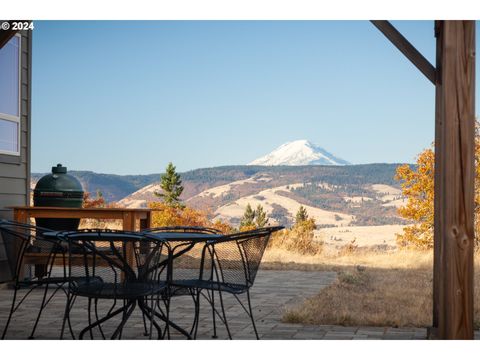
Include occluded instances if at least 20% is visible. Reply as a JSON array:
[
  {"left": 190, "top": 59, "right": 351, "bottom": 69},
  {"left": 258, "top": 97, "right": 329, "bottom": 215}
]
[{"left": 0, "top": 270, "right": 476, "bottom": 340}]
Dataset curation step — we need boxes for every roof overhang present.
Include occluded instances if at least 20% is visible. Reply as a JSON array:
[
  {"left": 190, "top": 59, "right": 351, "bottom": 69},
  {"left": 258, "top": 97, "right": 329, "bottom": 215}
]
[{"left": 0, "top": 20, "right": 24, "bottom": 49}]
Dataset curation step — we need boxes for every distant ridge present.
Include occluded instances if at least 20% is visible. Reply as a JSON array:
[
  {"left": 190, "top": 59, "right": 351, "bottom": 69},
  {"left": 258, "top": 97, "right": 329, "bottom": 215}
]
[
  {"left": 248, "top": 140, "right": 350, "bottom": 166},
  {"left": 32, "top": 164, "right": 399, "bottom": 204}
]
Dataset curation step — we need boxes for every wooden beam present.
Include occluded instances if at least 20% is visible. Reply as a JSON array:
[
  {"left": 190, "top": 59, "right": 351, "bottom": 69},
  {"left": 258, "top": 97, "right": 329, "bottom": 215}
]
[
  {"left": 371, "top": 20, "right": 436, "bottom": 85},
  {"left": 434, "top": 20, "right": 475, "bottom": 340}
]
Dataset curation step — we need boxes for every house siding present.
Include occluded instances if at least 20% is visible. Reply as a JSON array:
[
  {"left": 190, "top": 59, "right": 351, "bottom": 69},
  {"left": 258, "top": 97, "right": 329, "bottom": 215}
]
[{"left": 0, "top": 30, "right": 32, "bottom": 282}]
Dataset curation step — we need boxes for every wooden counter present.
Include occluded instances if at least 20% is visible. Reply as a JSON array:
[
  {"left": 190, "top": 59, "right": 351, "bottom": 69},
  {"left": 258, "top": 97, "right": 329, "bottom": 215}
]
[{"left": 10, "top": 206, "right": 151, "bottom": 231}]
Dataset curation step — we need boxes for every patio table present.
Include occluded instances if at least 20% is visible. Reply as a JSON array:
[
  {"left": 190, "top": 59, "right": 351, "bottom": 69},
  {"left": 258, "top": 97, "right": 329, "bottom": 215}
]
[
  {"left": 43, "top": 230, "right": 163, "bottom": 339},
  {"left": 42, "top": 229, "right": 225, "bottom": 339}
]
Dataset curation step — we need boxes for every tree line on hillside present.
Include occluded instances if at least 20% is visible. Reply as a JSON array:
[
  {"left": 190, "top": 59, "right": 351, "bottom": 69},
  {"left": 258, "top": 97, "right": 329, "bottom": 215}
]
[
  {"left": 37, "top": 163, "right": 406, "bottom": 204},
  {"left": 181, "top": 164, "right": 402, "bottom": 186},
  {"left": 287, "top": 183, "right": 405, "bottom": 226}
]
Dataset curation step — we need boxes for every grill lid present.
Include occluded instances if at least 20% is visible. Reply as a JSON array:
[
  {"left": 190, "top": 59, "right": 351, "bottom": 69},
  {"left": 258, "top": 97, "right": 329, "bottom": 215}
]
[{"left": 34, "top": 163, "right": 84, "bottom": 198}]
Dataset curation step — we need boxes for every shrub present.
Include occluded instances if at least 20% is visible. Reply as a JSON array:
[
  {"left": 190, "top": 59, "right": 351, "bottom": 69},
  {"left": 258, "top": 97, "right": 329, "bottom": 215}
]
[
  {"left": 338, "top": 239, "right": 359, "bottom": 255},
  {"left": 148, "top": 201, "right": 233, "bottom": 233},
  {"left": 82, "top": 191, "right": 106, "bottom": 208},
  {"left": 268, "top": 218, "right": 322, "bottom": 255}
]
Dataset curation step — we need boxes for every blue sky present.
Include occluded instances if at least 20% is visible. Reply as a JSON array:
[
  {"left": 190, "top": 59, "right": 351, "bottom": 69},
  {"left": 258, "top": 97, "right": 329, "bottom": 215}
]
[{"left": 31, "top": 20, "right": 479, "bottom": 175}]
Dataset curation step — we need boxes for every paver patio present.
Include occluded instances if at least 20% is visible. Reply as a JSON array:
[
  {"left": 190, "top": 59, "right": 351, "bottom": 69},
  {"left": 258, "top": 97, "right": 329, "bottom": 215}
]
[{"left": 1, "top": 269, "right": 476, "bottom": 340}]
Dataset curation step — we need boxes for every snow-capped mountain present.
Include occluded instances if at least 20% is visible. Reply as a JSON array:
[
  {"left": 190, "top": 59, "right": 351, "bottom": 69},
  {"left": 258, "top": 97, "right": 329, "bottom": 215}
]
[{"left": 248, "top": 140, "right": 350, "bottom": 166}]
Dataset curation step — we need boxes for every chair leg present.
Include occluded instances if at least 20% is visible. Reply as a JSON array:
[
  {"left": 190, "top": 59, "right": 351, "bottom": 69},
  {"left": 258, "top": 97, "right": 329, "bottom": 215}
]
[
  {"left": 190, "top": 289, "right": 201, "bottom": 339},
  {"left": 210, "top": 288, "right": 217, "bottom": 338},
  {"left": 157, "top": 295, "right": 168, "bottom": 340},
  {"left": 66, "top": 295, "right": 77, "bottom": 339},
  {"left": 141, "top": 303, "right": 149, "bottom": 336},
  {"left": 60, "top": 292, "right": 76, "bottom": 340},
  {"left": 111, "top": 300, "right": 136, "bottom": 340},
  {"left": 147, "top": 295, "right": 164, "bottom": 340},
  {"left": 231, "top": 291, "right": 259, "bottom": 339},
  {"left": 164, "top": 295, "right": 171, "bottom": 339},
  {"left": 94, "top": 298, "right": 106, "bottom": 339},
  {"left": 199, "top": 290, "right": 232, "bottom": 339},
  {"left": 87, "top": 297, "right": 94, "bottom": 339},
  {"left": 2, "top": 283, "right": 39, "bottom": 339},
  {"left": 138, "top": 298, "right": 164, "bottom": 339},
  {"left": 148, "top": 296, "right": 155, "bottom": 340},
  {"left": 60, "top": 300, "right": 68, "bottom": 340},
  {"left": 78, "top": 303, "right": 130, "bottom": 339},
  {"left": 1, "top": 285, "right": 19, "bottom": 340},
  {"left": 216, "top": 289, "right": 232, "bottom": 340},
  {"left": 118, "top": 299, "right": 127, "bottom": 339},
  {"left": 245, "top": 290, "right": 259, "bottom": 340},
  {"left": 28, "top": 282, "right": 52, "bottom": 339},
  {"left": 154, "top": 297, "right": 168, "bottom": 338},
  {"left": 148, "top": 299, "right": 192, "bottom": 339}
]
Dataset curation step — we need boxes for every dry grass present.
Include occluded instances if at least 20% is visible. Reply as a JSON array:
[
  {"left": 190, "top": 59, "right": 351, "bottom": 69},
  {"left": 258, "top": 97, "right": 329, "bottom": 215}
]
[
  {"left": 267, "top": 228, "right": 322, "bottom": 256},
  {"left": 261, "top": 247, "right": 480, "bottom": 329},
  {"left": 318, "top": 224, "right": 405, "bottom": 249}
]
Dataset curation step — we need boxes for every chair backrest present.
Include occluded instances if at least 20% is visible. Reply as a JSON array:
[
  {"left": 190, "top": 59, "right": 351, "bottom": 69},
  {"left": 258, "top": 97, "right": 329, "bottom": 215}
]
[
  {"left": 0, "top": 220, "right": 55, "bottom": 283},
  {"left": 142, "top": 227, "right": 221, "bottom": 286},
  {"left": 58, "top": 229, "right": 165, "bottom": 291},
  {"left": 208, "top": 227, "right": 283, "bottom": 290}
]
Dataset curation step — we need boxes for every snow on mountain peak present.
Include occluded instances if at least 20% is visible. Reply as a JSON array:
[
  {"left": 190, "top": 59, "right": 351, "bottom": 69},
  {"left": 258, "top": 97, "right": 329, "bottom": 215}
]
[{"left": 248, "top": 140, "right": 350, "bottom": 166}]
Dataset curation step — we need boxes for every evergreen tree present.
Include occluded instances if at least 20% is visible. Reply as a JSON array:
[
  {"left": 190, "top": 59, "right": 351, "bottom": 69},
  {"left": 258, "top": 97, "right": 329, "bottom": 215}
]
[
  {"left": 255, "top": 204, "right": 268, "bottom": 228},
  {"left": 295, "top": 206, "right": 309, "bottom": 224},
  {"left": 155, "top": 162, "right": 184, "bottom": 207},
  {"left": 240, "top": 203, "right": 255, "bottom": 229}
]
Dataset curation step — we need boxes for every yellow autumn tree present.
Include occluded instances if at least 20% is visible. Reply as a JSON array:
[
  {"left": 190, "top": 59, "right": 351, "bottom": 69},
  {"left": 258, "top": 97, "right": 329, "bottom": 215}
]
[
  {"left": 395, "top": 148, "right": 435, "bottom": 248},
  {"left": 148, "top": 201, "right": 233, "bottom": 233},
  {"left": 396, "top": 122, "right": 480, "bottom": 249},
  {"left": 475, "top": 127, "right": 480, "bottom": 247}
]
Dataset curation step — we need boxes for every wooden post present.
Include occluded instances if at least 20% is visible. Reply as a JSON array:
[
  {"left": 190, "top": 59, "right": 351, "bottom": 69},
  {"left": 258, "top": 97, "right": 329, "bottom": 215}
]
[
  {"left": 431, "top": 20, "right": 443, "bottom": 338},
  {"left": 140, "top": 212, "right": 151, "bottom": 231},
  {"left": 433, "top": 20, "right": 475, "bottom": 340},
  {"left": 122, "top": 211, "right": 136, "bottom": 270}
]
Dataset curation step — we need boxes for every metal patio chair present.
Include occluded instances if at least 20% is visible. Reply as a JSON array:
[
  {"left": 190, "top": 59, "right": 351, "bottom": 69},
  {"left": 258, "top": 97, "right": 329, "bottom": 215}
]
[
  {"left": 58, "top": 229, "right": 168, "bottom": 340},
  {"left": 162, "top": 226, "right": 283, "bottom": 339},
  {"left": 142, "top": 226, "right": 224, "bottom": 339},
  {"left": 0, "top": 219, "right": 68, "bottom": 339}
]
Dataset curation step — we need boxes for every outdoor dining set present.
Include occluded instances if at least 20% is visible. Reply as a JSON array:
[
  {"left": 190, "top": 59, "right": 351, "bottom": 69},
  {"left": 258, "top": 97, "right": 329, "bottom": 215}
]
[{"left": 0, "top": 219, "right": 283, "bottom": 340}]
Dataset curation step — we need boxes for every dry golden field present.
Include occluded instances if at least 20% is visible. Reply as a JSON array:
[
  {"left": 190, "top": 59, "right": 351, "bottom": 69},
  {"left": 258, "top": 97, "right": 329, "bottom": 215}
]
[
  {"left": 317, "top": 224, "right": 405, "bottom": 249},
  {"left": 262, "top": 248, "right": 480, "bottom": 329}
]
